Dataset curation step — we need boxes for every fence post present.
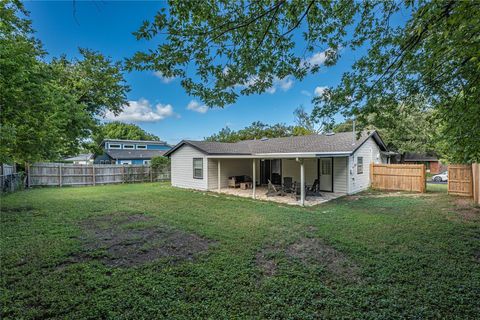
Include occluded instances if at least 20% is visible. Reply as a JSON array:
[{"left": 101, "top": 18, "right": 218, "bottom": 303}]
[
  {"left": 122, "top": 165, "right": 125, "bottom": 183},
  {"left": 58, "top": 163, "right": 63, "bottom": 187},
  {"left": 92, "top": 164, "right": 96, "bottom": 186},
  {"left": 150, "top": 166, "right": 153, "bottom": 182},
  {"left": 370, "top": 163, "right": 374, "bottom": 188},
  {"left": 473, "top": 163, "right": 479, "bottom": 205},
  {"left": 26, "top": 163, "right": 31, "bottom": 188},
  {"left": 422, "top": 164, "right": 426, "bottom": 193}
]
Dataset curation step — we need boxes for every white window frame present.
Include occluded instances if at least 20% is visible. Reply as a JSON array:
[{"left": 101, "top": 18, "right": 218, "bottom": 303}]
[
  {"left": 357, "top": 156, "right": 364, "bottom": 174},
  {"left": 193, "top": 158, "right": 203, "bottom": 179},
  {"left": 143, "top": 160, "right": 151, "bottom": 165},
  {"left": 108, "top": 144, "right": 121, "bottom": 149},
  {"left": 120, "top": 160, "right": 132, "bottom": 165},
  {"left": 136, "top": 145, "right": 147, "bottom": 150},
  {"left": 123, "top": 144, "right": 135, "bottom": 149}
]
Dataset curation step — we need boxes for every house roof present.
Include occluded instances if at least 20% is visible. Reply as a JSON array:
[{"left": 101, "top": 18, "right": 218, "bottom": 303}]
[
  {"left": 64, "top": 153, "right": 95, "bottom": 161},
  {"left": 105, "top": 149, "right": 167, "bottom": 160},
  {"left": 403, "top": 152, "right": 439, "bottom": 162},
  {"left": 165, "top": 130, "right": 387, "bottom": 157},
  {"left": 101, "top": 139, "right": 171, "bottom": 146}
]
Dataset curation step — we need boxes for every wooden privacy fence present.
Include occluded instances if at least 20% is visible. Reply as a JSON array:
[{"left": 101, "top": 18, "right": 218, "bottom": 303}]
[
  {"left": 370, "top": 163, "right": 426, "bottom": 193},
  {"left": 448, "top": 163, "right": 480, "bottom": 205},
  {"left": 28, "top": 163, "right": 170, "bottom": 187},
  {"left": 448, "top": 164, "right": 473, "bottom": 197}
]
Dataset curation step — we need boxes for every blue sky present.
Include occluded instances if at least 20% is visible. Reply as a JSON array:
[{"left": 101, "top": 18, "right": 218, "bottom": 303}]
[{"left": 25, "top": 1, "right": 370, "bottom": 144}]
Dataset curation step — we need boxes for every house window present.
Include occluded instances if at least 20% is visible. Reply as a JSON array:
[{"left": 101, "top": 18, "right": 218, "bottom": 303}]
[
  {"left": 123, "top": 144, "right": 135, "bottom": 149},
  {"left": 136, "top": 145, "right": 147, "bottom": 149},
  {"left": 321, "top": 160, "right": 331, "bottom": 175},
  {"left": 100, "top": 160, "right": 105, "bottom": 164},
  {"left": 109, "top": 144, "right": 121, "bottom": 149},
  {"left": 193, "top": 158, "right": 203, "bottom": 179},
  {"left": 143, "top": 160, "right": 151, "bottom": 165},
  {"left": 357, "top": 157, "right": 364, "bottom": 174}
]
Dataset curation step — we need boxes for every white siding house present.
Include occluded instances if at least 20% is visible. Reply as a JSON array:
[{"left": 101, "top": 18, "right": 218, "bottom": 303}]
[
  {"left": 166, "top": 131, "right": 389, "bottom": 204},
  {"left": 170, "top": 144, "right": 208, "bottom": 190}
]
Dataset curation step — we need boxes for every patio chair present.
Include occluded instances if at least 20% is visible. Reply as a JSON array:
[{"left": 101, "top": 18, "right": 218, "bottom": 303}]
[
  {"left": 266, "top": 179, "right": 285, "bottom": 197},
  {"left": 283, "top": 177, "right": 294, "bottom": 193},
  {"left": 307, "top": 179, "right": 321, "bottom": 196}
]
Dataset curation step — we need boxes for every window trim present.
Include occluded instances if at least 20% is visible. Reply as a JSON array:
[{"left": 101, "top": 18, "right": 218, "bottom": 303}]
[
  {"left": 136, "top": 144, "right": 147, "bottom": 149},
  {"left": 123, "top": 144, "right": 135, "bottom": 149},
  {"left": 108, "top": 144, "right": 121, "bottom": 149},
  {"left": 193, "top": 158, "right": 203, "bottom": 179},
  {"left": 357, "top": 156, "right": 364, "bottom": 174}
]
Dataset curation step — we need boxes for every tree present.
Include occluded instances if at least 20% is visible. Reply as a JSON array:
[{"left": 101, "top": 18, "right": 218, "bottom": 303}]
[
  {"left": 205, "top": 121, "right": 295, "bottom": 142},
  {"left": 293, "top": 105, "right": 317, "bottom": 134},
  {"left": 129, "top": 1, "right": 480, "bottom": 162},
  {"left": 331, "top": 97, "right": 435, "bottom": 154},
  {"left": 150, "top": 156, "right": 170, "bottom": 170},
  {"left": 0, "top": 1, "right": 129, "bottom": 164}
]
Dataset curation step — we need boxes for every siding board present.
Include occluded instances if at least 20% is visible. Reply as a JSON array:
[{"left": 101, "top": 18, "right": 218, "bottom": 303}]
[{"left": 170, "top": 145, "right": 208, "bottom": 190}]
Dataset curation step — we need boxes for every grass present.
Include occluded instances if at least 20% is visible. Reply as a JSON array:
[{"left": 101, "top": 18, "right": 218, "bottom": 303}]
[{"left": 1, "top": 183, "right": 479, "bottom": 319}]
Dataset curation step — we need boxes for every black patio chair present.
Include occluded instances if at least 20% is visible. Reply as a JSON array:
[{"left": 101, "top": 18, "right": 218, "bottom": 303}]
[{"left": 307, "top": 179, "right": 321, "bottom": 196}]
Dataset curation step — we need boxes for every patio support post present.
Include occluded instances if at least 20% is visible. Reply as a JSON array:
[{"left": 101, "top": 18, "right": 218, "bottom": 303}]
[
  {"left": 252, "top": 159, "right": 256, "bottom": 199},
  {"left": 217, "top": 160, "right": 221, "bottom": 191},
  {"left": 298, "top": 158, "right": 305, "bottom": 206}
]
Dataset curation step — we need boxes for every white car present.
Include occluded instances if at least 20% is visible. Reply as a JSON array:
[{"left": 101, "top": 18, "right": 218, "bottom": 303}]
[{"left": 432, "top": 171, "right": 448, "bottom": 182}]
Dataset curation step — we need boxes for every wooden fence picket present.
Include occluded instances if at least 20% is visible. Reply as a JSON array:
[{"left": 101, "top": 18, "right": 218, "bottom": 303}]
[{"left": 28, "top": 163, "right": 170, "bottom": 187}]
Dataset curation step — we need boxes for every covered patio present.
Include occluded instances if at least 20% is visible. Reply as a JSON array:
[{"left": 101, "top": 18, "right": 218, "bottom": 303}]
[
  {"left": 208, "top": 156, "right": 348, "bottom": 206},
  {"left": 216, "top": 186, "right": 345, "bottom": 206}
]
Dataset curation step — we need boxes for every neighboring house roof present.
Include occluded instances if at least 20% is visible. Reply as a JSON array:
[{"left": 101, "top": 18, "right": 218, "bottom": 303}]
[
  {"left": 101, "top": 139, "right": 171, "bottom": 146},
  {"left": 105, "top": 149, "right": 167, "bottom": 160},
  {"left": 64, "top": 153, "right": 95, "bottom": 161},
  {"left": 165, "top": 130, "right": 387, "bottom": 157},
  {"left": 404, "top": 152, "right": 439, "bottom": 162}
]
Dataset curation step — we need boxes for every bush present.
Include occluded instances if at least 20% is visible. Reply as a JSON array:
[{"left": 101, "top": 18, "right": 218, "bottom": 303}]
[{"left": 151, "top": 156, "right": 170, "bottom": 169}]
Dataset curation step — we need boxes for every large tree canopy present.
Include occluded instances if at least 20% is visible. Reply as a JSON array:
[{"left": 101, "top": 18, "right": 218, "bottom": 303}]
[
  {"left": 0, "top": 1, "right": 129, "bottom": 164},
  {"left": 205, "top": 121, "right": 306, "bottom": 142},
  {"left": 129, "top": 0, "right": 479, "bottom": 162}
]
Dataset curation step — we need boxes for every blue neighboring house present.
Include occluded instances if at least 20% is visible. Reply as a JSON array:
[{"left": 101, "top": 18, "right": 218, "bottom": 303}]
[{"left": 94, "top": 139, "right": 172, "bottom": 165}]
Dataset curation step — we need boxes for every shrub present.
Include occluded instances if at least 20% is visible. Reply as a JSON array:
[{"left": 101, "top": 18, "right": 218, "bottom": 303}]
[{"left": 151, "top": 156, "right": 170, "bottom": 169}]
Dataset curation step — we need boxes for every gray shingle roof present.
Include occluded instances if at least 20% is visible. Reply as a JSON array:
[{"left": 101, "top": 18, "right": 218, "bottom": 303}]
[
  {"left": 106, "top": 149, "right": 167, "bottom": 160},
  {"left": 166, "top": 130, "right": 386, "bottom": 156}
]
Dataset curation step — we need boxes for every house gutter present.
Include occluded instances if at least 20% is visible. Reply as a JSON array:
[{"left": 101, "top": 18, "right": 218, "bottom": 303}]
[{"left": 206, "top": 152, "right": 350, "bottom": 159}]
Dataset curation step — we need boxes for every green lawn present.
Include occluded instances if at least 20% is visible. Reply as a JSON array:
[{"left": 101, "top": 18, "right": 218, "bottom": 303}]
[{"left": 1, "top": 183, "right": 479, "bottom": 319}]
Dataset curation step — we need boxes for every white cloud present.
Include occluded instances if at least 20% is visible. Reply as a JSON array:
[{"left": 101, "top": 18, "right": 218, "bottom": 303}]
[
  {"left": 307, "top": 51, "right": 328, "bottom": 66},
  {"left": 187, "top": 100, "right": 209, "bottom": 113},
  {"left": 303, "top": 48, "right": 339, "bottom": 68},
  {"left": 314, "top": 86, "right": 328, "bottom": 96},
  {"left": 153, "top": 71, "right": 176, "bottom": 84},
  {"left": 275, "top": 77, "right": 294, "bottom": 91},
  {"left": 300, "top": 90, "right": 311, "bottom": 97},
  {"left": 105, "top": 98, "right": 175, "bottom": 122}
]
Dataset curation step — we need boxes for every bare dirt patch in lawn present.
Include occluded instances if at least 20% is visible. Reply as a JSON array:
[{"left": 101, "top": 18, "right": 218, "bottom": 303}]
[
  {"left": 452, "top": 198, "right": 480, "bottom": 221},
  {"left": 65, "top": 213, "right": 215, "bottom": 267},
  {"left": 1, "top": 205, "right": 35, "bottom": 213},
  {"left": 255, "top": 249, "right": 278, "bottom": 277},
  {"left": 345, "top": 192, "right": 437, "bottom": 201},
  {"left": 256, "top": 237, "right": 359, "bottom": 282}
]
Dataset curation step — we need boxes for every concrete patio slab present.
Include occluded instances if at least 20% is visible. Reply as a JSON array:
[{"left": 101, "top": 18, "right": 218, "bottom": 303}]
[{"left": 215, "top": 186, "right": 345, "bottom": 206}]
